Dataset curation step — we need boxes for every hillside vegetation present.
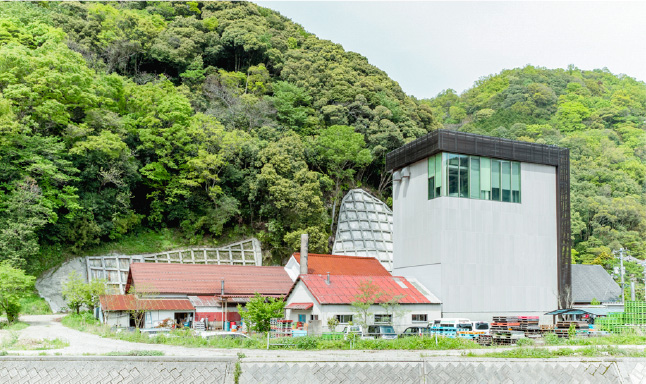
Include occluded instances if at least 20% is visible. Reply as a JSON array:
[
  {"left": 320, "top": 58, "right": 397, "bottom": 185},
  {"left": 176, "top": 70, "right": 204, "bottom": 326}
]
[
  {"left": 0, "top": 2, "right": 644, "bottom": 281},
  {"left": 425, "top": 66, "right": 646, "bottom": 273},
  {"left": 0, "top": 1, "right": 438, "bottom": 273}
]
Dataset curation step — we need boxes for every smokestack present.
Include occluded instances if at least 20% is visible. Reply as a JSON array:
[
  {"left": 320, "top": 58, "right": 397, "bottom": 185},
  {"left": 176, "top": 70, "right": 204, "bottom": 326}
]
[
  {"left": 221, "top": 280, "right": 224, "bottom": 296},
  {"left": 326, "top": 272, "right": 330, "bottom": 285},
  {"left": 300, "top": 233, "right": 309, "bottom": 275}
]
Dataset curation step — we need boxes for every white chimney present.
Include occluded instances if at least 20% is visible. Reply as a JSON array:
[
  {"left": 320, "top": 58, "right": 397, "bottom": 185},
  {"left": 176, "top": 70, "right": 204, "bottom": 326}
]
[{"left": 300, "top": 233, "right": 309, "bottom": 275}]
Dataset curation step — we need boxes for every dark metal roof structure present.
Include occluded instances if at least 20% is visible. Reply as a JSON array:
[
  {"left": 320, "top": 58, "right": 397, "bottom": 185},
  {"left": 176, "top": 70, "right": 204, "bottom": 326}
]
[
  {"left": 571, "top": 264, "right": 622, "bottom": 304},
  {"left": 386, "top": 129, "right": 572, "bottom": 308},
  {"left": 545, "top": 307, "right": 614, "bottom": 317}
]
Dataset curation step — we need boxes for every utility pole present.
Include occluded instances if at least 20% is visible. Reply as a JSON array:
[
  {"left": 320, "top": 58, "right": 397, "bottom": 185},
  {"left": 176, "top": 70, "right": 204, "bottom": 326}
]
[
  {"left": 614, "top": 248, "right": 626, "bottom": 304},
  {"left": 620, "top": 248, "right": 625, "bottom": 304}
]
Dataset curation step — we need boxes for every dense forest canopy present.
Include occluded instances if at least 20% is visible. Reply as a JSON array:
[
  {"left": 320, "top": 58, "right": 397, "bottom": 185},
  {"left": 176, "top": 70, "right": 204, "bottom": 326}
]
[
  {"left": 0, "top": 2, "right": 644, "bottom": 285},
  {"left": 0, "top": 1, "right": 439, "bottom": 272},
  {"left": 425, "top": 65, "right": 646, "bottom": 283}
]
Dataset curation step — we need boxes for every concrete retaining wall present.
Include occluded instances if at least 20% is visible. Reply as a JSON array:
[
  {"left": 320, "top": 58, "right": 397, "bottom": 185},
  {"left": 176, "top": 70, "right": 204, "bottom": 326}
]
[{"left": 2, "top": 356, "right": 646, "bottom": 383}]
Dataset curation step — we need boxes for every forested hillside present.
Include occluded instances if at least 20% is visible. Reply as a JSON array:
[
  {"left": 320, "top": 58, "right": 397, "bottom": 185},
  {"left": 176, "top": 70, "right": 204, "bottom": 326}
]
[
  {"left": 0, "top": 1, "right": 439, "bottom": 272},
  {"left": 425, "top": 66, "right": 646, "bottom": 275},
  {"left": 1, "top": 2, "right": 645, "bottom": 280}
]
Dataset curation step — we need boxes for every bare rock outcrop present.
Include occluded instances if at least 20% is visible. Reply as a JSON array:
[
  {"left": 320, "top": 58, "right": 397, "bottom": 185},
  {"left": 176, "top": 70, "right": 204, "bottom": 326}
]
[{"left": 35, "top": 257, "right": 87, "bottom": 313}]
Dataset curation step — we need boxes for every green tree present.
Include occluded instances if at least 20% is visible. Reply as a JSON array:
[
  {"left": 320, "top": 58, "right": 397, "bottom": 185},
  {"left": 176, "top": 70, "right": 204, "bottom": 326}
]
[
  {"left": 350, "top": 279, "right": 383, "bottom": 328},
  {"left": 0, "top": 261, "right": 35, "bottom": 322},
  {"left": 315, "top": 125, "right": 372, "bottom": 232},
  {"left": 237, "top": 292, "right": 285, "bottom": 333},
  {"left": 379, "top": 293, "right": 407, "bottom": 325},
  {"left": 61, "top": 271, "right": 87, "bottom": 315}
]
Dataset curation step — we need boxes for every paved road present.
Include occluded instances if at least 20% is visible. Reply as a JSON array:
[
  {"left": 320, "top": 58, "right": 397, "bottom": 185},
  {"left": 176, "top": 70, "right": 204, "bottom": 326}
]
[{"left": 4, "top": 315, "right": 646, "bottom": 360}]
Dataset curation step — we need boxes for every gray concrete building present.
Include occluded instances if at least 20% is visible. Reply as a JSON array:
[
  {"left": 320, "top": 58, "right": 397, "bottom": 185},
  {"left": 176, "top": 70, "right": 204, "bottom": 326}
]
[{"left": 387, "top": 130, "right": 571, "bottom": 322}]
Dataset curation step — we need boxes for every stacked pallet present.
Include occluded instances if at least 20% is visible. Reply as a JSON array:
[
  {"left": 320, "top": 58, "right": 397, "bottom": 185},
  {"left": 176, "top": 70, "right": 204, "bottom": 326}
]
[
  {"left": 553, "top": 321, "right": 588, "bottom": 338},
  {"left": 489, "top": 315, "right": 526, "bottom": 345},
  {"left": 491, "top": 316, "right": 520, "bottom": 331},
  {"left": 491, "top": 315, "right": 540, "bottom": 337},
  {"left": 624, "top": 301, "right": 646, "bottom": 324},
  {"left": 269, "top": 318, "right": 293, "bottom": 338},
  {"left": 596, "top": 301, "right": 646, "bottom": 333},
  {"left": 477, "top": 334, "right": 493, "bottom": 346},
  {"left": 518, "top": 316, "right": 541, "bottom": 336}
]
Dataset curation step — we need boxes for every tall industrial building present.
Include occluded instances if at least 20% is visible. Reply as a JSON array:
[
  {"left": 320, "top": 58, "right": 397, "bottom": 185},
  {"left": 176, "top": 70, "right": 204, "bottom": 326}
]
[{"left": 387, "top": 130, "right": 571, "bottom": 321}]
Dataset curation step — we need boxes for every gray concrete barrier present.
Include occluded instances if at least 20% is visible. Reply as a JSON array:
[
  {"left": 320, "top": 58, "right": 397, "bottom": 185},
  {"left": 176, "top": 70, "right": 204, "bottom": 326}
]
[{"left": 2, "top": 356, "right": 645, "bottom": 383}]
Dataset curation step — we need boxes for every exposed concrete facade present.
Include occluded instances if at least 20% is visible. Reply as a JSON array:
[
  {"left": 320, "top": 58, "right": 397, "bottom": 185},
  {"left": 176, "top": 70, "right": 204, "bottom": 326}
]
[{"left": 393, "top": 158, "right": 559, "bottom": 322}]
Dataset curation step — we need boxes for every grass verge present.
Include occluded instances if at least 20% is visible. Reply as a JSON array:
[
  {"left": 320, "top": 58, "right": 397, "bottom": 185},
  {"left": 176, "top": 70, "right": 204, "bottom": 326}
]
[
  {"left": 472, "top": 345, "right": 646, "bottom": 358},
  {"left": 62, "top": 313, "right": 480, "bottom": 350},
  {"left": 103, "top": 350, "right": 164, "bottom": 356},
  {"left": 0, "top": 322, "right": 29, "bottom": 331}
]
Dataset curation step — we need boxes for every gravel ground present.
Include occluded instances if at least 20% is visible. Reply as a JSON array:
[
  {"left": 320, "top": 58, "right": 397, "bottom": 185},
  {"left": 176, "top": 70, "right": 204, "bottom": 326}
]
[{"left": 4, "top": 315, "right": 646, "bottom": 360}]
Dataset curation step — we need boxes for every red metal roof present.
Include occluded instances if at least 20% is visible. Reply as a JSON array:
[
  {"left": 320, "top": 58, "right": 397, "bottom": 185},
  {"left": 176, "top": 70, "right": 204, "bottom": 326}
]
[
  {"left": 299, "top": 275, "right": 432, "bottom": 305},
  {"left": 292, "top": 253, "right": 390, "bottom": 276},
  {"left": 126, "top": 263, "right": 293, "bottom": 296},
  {"left": 99, "top": 295, "right": 194, "bottom": 311},
  {"left": 285, "top": 302, "right": 314, "bottom": 310}
]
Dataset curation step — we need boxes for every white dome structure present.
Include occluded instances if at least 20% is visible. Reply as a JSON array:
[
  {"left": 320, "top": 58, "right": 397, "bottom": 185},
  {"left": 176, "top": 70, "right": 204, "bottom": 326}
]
[{"left": 332, "top": 189, "right": 394, "bottom": 271}]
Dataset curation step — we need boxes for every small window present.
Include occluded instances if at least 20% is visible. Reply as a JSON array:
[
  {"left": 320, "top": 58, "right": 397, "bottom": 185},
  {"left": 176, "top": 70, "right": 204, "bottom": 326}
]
[
  {"left": 335, "top": 314, "right": 353, "bottom": 324},
  {"left": 311, "top": 314, "right": 319, "bottom": 321},
  {"left": 491, "top": 159, "right": 501, "bottom": 201},
  {"left": 374, "top": 314, "right": 392, "bottom": 324},
  {"left": 412, "top": 314, "right": 428, "bottom": 323}
]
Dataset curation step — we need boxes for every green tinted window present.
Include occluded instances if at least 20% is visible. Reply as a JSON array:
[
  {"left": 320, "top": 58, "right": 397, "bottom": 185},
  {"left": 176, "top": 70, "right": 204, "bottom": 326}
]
[
  {"left": 424, "top": 153, "right": 520, "bottom": 203},
  {"left": 501, "top": 161, "right": 511, "bottom": 202},
  {"left": 480, "top": 157, "right": 491, "bottom": 200},
  {"left": 447, "top": 154, "right": 460, "bottom": 197},
  {"left": 491, "top": 160, "right": 501, "bottom": 201},
  {"left": 512, "top": 162, "right": 521, "bottom": 203},
  {"left": 470, "top": 157, "right": 480, "bottom": 199},
  {"left": 435, "top": 154, "right": 442, "bottom": 197},
  {"left": 428, "top": 156, "right": 436, "bottom": 200}
]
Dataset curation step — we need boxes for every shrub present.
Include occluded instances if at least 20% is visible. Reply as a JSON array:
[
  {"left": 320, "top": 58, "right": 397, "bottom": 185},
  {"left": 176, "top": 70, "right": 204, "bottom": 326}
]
[
  {"left": 293, "top": 336, "right": 318, "bottom": 350},
  {"left": 543, "top": 333, "right": 560, "bottom": 346},
  {"left": 5, "top": 302, "right": 21, "bottom": 323},
  {"left": 516, "top": 337, "right": 535, "bottom": 347}
]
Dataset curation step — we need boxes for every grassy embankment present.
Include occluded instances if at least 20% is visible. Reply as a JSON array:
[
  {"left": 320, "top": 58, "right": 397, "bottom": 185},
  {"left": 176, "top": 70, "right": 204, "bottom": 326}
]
[
  {"left": 62, "top": 314, "right": 646, "bottom": 354},
  {"left": 62, "top": 313, "right": 479, "bottom": 351},
  {"left": 19, "top": 292, "right": 52, "bottom": 315},
  {"left": 473, "top": 346, "right": 646, "bottom": 358}
]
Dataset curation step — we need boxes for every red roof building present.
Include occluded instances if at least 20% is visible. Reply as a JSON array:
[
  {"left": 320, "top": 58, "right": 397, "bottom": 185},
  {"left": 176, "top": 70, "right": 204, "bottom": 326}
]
[
  {"left": 99, "top": 295, "right": 194, "bottom": 311},
  {"left": 125, "top": 263, "right": 293, "bottom": 297},
  {"left": 284, "top": 253, "right": 391, "bottom": 281},
  {"left": 284, "top": 273, "right": 441, "bottom": 333},
  {"left": 298, "top": 275, "right": 432, "bottom": 305}
]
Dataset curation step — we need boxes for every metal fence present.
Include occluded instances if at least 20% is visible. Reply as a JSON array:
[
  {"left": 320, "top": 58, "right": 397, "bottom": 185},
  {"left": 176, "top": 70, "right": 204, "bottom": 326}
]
[{"left": 86, "top": 238, "right": 263, "bottom": 293}]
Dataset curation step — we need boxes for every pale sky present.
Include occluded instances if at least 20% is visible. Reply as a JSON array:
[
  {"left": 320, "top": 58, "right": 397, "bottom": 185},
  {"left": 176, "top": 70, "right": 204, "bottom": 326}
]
[{"left": 255, "top": 1, "right": 646, "bottom": 100}]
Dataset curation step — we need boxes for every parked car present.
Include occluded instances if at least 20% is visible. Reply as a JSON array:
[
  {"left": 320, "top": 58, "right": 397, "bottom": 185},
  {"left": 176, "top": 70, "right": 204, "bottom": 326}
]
[
  {"left": 366, "top": 325, "right": 397, "bottom": 340},
  {"left": 472, "top": 321, "right": 490, "bottom": 335},
  {"left": 429, "top": 318, "right": 473, "bottom": 338},
  {"left": 399, "top": 326, "right": 432, "bottom": 338},
  {"left": 199, "top": 331, "right": 249, "bottom": 339},
  {"left": 342, "top": 325, "right": 369, "bottom": 340}
]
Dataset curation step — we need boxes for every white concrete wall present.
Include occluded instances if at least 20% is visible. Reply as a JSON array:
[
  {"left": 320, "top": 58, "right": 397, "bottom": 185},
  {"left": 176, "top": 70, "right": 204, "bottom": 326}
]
[
  {"left": 284, "top": 256, "right": 300, "bottom": 282},
  {"left": 393, "top": 158, "right": 558, "bottom": 322},
  {"left": 103, "top": 311, "right": 130, "bottom": 327}
]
